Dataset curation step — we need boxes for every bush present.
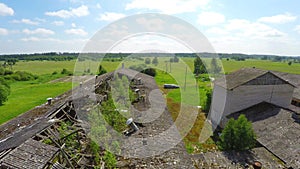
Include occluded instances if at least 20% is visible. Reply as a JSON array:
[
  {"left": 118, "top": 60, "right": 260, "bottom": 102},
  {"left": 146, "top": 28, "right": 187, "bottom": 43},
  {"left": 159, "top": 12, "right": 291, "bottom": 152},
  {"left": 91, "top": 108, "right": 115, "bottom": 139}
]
[
  {"left": 11, "top": 71, "right": 37, "bottom": 81},
  {"left": 152, "top": 57, "right": 158, "bottom": 66},
  {"left": 203, "top": 88, "right": 212, "bottom": 113},
  {"left": 0, "top": 84, "right": 10, "bottom": 105},
  {"left": 145, "top": 58, "right": 151, "bottom": 64},
  {"left": 61, "top": 68, "right": 73, "bottom": 76},
  {"left": 218, "top": 114, "right": 256, "bottom": 151},
  {"left": 174, "top": 56, "right": 179, "bottom": 62},
  {"left": 103, "top": 151, "right": 117, "bottom": 169},
  {"left": 141, "top": 68, "right": 156, "bottom": 77},
  {"left": 0, "top": 67, "right": 4, "bottom": 75},
  {"left": 186, "top": 142, "right": 194, "bottom": 154},
  {"left": 4, "top": 69, "right": 13, "bottom": 75},
  {"left": 98, "top": 65, "right": 107, "bottom": 75},
  {"left": 129, "top": 64, "right": 147, "bottom": 72}
]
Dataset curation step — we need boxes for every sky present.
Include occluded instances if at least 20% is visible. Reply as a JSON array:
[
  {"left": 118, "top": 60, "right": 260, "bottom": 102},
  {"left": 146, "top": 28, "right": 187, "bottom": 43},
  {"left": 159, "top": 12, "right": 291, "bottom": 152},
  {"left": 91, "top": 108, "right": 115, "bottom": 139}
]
[{"left": 0, "top": 0, "right": 300, "bottom": 56}]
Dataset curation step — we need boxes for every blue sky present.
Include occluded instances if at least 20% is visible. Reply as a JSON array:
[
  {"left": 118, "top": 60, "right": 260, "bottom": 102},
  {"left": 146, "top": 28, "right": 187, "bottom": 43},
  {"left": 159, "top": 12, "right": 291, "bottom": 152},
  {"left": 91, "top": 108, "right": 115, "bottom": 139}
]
[{"left": 0, "top": 0, "right": 300, "bottom": 56}]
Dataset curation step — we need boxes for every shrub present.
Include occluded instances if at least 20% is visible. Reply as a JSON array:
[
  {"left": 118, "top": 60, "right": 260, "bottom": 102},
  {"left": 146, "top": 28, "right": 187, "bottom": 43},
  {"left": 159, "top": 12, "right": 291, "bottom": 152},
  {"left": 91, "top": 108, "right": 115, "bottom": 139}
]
[
  {"left": 129, "top": 64, "right": 147, "bottom": 72},
  {"left": 61, "top": 68, "right": 73, "bottom": 76},
  {"left": 218, "top": 114, "right": 256, "bottom": 151},
  {"left": 145, "top": 58, "right": 151, "bottom": 64},
  {"left": 98, "top": 65, "right": 107, "bottom": 75},
  {"left": 141, "top": 68, "right": 156, "bottom": 77},
  {"left": 11, "top": 71, "right": 37, "bottom": 81},
  {"left": 103, "top": 151, "right": 117, "bottom": 169},
  {"left": 0, "top": 84, "right": 10, "bottom": 105}
]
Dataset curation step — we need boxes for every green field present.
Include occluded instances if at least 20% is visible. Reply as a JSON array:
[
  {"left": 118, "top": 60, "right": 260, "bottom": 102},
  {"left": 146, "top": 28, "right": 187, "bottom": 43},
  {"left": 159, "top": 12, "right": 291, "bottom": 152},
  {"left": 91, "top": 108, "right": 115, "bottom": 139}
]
[
  {"left": 0, "top": 74, "right": 72, "bottom": 124},
  {"left": 1, "top": 57, "right": 299, "bottom": 126},
  {"left": 12, "top": 60, "right": 121, "bottom": 75},
  {"left": 0, "top": 60, "right": 123, "bottom": 125},
  {"left": 181, "top": 57, "right": 300, "bottom": 74},
  {"left": 11, "top": 57, "right": 300, "bottom": 76}
]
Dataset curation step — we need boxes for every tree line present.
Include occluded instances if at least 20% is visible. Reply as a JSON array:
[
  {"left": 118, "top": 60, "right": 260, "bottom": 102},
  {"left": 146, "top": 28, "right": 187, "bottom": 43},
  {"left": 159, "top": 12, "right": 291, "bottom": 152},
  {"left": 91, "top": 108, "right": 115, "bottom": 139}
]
[{"left": 1, "top": 52, "right": 299, "bottom": 63}]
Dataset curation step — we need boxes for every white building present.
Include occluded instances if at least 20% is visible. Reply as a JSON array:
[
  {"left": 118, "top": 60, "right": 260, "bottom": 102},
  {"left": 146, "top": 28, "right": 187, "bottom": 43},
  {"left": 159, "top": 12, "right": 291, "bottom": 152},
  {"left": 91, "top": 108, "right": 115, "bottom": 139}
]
[{"left": 210, "top": 68, "right": 295, "bottom": 127}]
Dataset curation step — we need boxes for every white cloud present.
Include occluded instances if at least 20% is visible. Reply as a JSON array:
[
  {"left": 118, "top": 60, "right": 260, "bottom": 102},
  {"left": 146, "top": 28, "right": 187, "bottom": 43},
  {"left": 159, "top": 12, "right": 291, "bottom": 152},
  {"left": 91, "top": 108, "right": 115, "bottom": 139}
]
[
  {"left": 136, "top": 17, "right": 164, "bottom": 31},
  {"left": 294, "top": 25, "right": 300, "bottom": 34},
  {"left": 125, "top": 0, "right": 210, "bottom": 14},
  {"left": 205, "top": 18, "right": 293, "bottom": 55},
  {"left": 225, "top": 19, "right": 285, "bottom": 38},
  {"left": 45, "top": 5, "right": 89, "bottom": 18},
  {"left": 0, "top": 28, "right": 8, "bottom": 35},
  {"left": 23, "top": 28, "right": 55, "bottom": 35},
  {"left": 20, "top": 37, "right": 62, "bottom": 42},
  {"left": 258, "top": 13, "right": 297, "bottom": 24},
  {"left": 52, "top": 21, "right": 64, "bottom": 26},
  {"left": 21, "top": 37, "right": 40, "bottom": 42},
  {"left": 35, "top": 18, "right": 46, "bottom": 22},
  {"left": 65, "top": 28, "right": 87, "bottom": 36},
  {"left": 0, "top": 3, "right": 14, "bottom": 16},
  {"left": 197, "top": 12, "right": 225, "bottom": 26},
  {"left": 205, "top": 27, "right": 228, "bottom": 35},
  {"left": 96, "top": 3, "right": 101, "bottom": 9},
  {"left": 98, "top": 12, "right": 126, "bottom": 21},
  {"left": 12, "top": 19, "right": 39, "bottom": 25},
  {"left": 71, "top": 23, "right": 76, "bottom": 27}
]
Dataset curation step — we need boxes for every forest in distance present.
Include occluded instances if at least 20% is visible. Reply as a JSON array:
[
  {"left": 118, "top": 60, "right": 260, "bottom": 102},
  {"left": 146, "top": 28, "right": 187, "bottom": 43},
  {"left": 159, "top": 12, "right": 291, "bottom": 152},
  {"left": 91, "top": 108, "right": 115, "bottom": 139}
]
[{"left": 1, "top": 52, "right": 300, "bottom": 63}]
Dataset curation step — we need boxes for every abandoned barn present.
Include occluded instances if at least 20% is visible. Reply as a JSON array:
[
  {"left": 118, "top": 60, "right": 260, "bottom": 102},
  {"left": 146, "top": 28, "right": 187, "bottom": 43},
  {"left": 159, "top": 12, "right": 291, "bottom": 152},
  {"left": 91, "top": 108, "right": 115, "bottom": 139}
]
[
  {"left": 0, "top": 67, "right": 299, "bottom": 168},
  {"left": 210, "top": 67, "right": 300, "bottom": 168}
]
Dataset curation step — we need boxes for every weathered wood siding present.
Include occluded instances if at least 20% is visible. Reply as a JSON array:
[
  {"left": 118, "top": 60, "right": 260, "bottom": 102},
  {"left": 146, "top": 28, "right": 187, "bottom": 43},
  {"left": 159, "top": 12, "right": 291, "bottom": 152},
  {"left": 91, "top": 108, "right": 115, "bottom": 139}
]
[
  {"left": 211, "top": 84, "right": 294, "bottom": 127},
  {"left": 226, "top": 84, "right": 294, "bottom": 115},
  {"left": 210, "top": 85, "right": 227, "bottom": 128}
]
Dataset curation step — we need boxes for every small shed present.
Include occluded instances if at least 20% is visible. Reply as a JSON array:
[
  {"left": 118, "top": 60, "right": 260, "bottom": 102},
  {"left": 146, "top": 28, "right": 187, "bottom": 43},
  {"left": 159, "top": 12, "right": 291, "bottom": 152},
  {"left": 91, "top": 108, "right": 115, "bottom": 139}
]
[{"left": 0, "top": 138, "right": 59, "bottom": 169}]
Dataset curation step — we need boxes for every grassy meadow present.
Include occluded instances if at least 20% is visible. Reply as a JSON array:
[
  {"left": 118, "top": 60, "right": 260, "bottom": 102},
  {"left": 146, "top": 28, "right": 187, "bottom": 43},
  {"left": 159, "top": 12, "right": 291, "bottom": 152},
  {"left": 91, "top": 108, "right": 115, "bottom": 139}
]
[
  {"left": 0, "top": 56, "right": 299, "bottom": 152},
  {"left": 181, "top": 57, "right": 300, "bottom": 74}
]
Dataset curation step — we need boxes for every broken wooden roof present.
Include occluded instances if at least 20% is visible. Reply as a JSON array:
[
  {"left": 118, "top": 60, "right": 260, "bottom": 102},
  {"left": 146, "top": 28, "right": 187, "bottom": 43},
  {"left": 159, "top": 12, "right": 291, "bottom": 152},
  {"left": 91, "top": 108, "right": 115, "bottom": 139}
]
[
  {"left": 214, "top": 68, "right": 295, "bottom": 90},
  {"left": 0, "top": 138, "right": 59, "bottom": 169},
  {"left": 228, "top": 102, "right": 300, "bottom": 169}
]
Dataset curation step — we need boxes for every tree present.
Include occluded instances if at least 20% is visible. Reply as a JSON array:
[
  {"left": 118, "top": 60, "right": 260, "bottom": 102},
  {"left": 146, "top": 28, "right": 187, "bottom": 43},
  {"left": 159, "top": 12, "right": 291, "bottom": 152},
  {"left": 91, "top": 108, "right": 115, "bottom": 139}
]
[
  {"left": 170, "top": 56, "right": 179, "bottom": 63},
  {"left": 142, "top": 68, "right": 156, "bottom": 77},
  {"left": 219, "top": 118, "right": 236, "bottom": 150},
  {"left": 203, "top": 89, "right": 212, "bottom": 113},
  {"left": 193, "top": 57, "right": 206, "bottom": 75},
  {"left": 219, "top": 114, "right": 256, "bottom": 151},
  {"left": 145, "top": 58, "right": 151, "bottom": 64},
  {"left": 152, "top": 57, "right": 158, "bottom": 66},
  {"left": 174, "top": 56, "right": 179, "bottom": 62},
  {"left": 211, "top": 58, "right": 222, "bottom": 74},
  {"left": 0, "top": 80, "right": 10, "bottom": 105},
  {"left": 288, "top": 61, "right": 292, "bottom": 66},
  {"left": 97, "top": 65, "right": 107, "bottom": 75}
]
